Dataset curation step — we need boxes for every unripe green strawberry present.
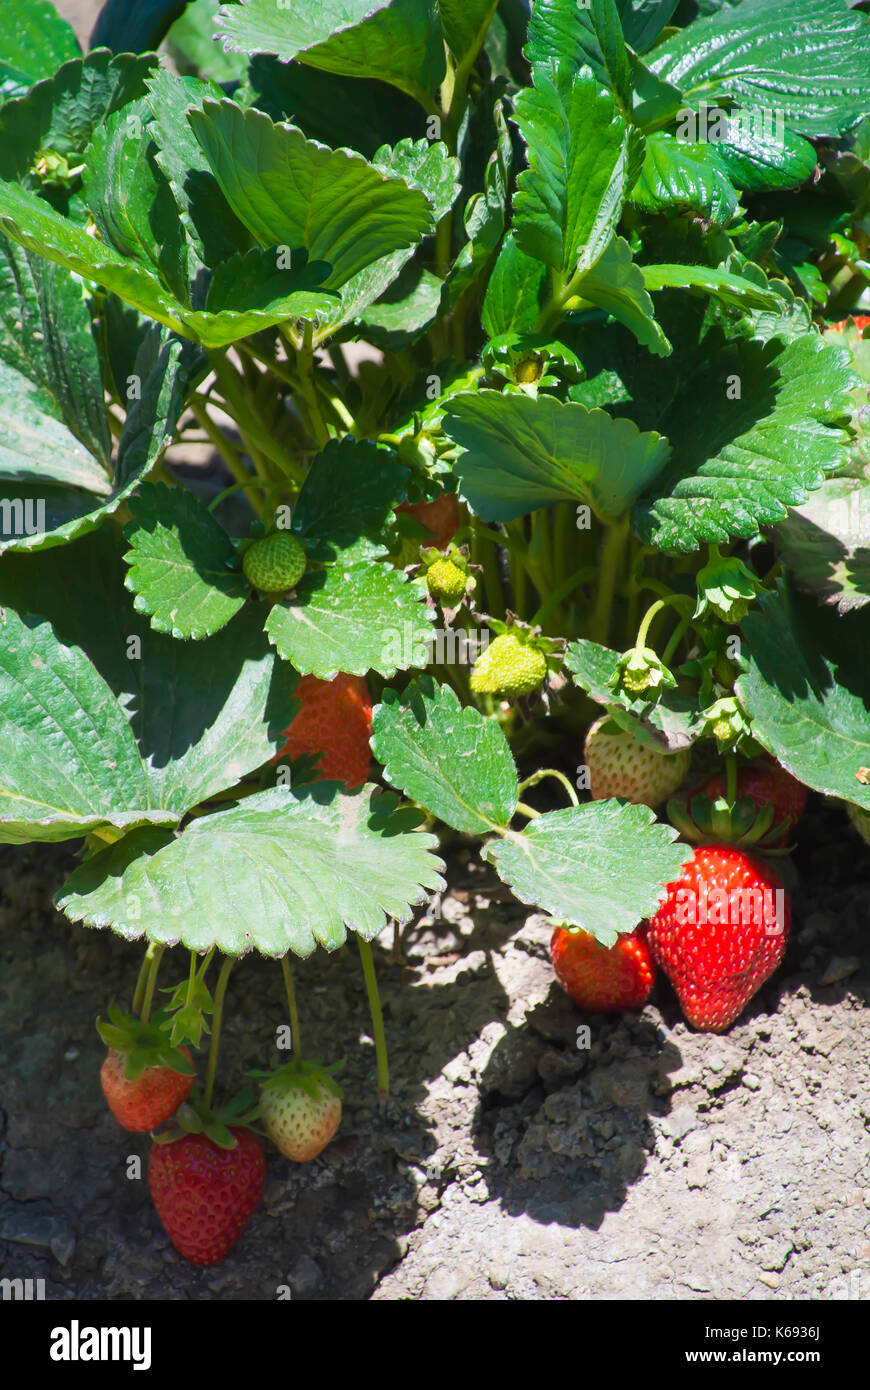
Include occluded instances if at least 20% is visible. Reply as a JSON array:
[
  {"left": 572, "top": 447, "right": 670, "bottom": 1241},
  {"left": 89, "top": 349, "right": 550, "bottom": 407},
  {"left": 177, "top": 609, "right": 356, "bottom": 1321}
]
[
  {"left": 243, "top": 533, "right": 306, "bottom": 593},
  {"left": 470, "top": 632, "right": 548, "bottom": 697},
  {"left": 846, "top": 800, "right": 870, "bottom": 845},
  {"left": 253, "top": 1061, "right": 342, "bottom": 1162},
  {"left": 585, "top": 716, "right": 690, "bottom": 807},
  {"left": 424, "top": 541, "right": 476, "bottom": 607}
]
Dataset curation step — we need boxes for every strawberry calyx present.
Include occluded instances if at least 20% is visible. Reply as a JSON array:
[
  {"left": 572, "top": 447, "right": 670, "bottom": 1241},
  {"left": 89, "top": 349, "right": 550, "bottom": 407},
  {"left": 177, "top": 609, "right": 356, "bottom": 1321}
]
[
  {"left": 609, "top": 645, "right": 676, "bottom": 699},
  {"left": 667, "top": 789, "right": 791, "bottom": 851},
  {"left": 694, "top": 546, "right": 762, "bottom": 625},
  {"left": 96, "top": 1004, "right": 196, "bottom": 1082},
  {"left": 418, "top": 543, "right": 476, "bottom": 607},
  {"left": 249, "top": 1057, "right": 344, "bottom": 1103},
  {"left": 153, "top": 1089, "right": 260, "bottom": 1148}
]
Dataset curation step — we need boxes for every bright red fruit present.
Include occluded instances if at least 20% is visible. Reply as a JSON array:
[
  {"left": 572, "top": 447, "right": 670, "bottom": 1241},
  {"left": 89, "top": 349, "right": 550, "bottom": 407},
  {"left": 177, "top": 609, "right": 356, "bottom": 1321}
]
[
  {"left": 550, "top": 924, "right": 656, "bottom": 1012},
  {"left": 100, "top": 1048, "right": 194, "bottom": 1132},
  {"left": 646, "top": 845, "right": 790, "bottom": 1033},
  {"left": 693, "top": 761, "right": 807, "bottom": 846},
  {"left": 829, "top": 315, "right": 870, "bottom": 332},
  {"left": 273, "top": 672, "right": 372, "bottom": 788},
  {"left": 397, "top": 492, "right": 460, "bottom": 549},
  {"left": 148, "top": 1127, "right": 265, "bottom": 1266}
]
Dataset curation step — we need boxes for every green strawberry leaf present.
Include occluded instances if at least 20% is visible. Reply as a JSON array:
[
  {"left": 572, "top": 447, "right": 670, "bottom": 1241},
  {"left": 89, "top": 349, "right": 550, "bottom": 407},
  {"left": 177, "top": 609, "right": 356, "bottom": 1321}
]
[
  {"left": 82, "top": 97, "right": 191, "bottom": 305},
  {"left": 292, "top": 436, "right": 409, "bottom": 559},
  {"left": 773, "top": 477, "right": 870, "bottom": 615},
  {"left": 186, "top": 248, "right": 338, "bottom": 348},
  {"left": 737, "top": 584, "right": 870, "bottom": 812},
  {"left": 371, "top": 676, "right": 518, "bottom": 833},
  {"left": 56, "top": 786, "right": 446, "bottom": 956},
  {"left": 574, "top": 236, "right": 671, "bottom": 357},
  {"left": 0, "top": 525, "right": 298, "bottom": 822},
  {"left": 166, "top": 0, "right": 250, "bottom": 85},
  {"left": 187, "top": 99, "right": 438, "bottom": 335},
  {"left": 629, "top": 133, "right": 738, "bottom": 223},
  {"left": 0, "top": 177, "right": 190, "bottom": 334},
  {"left": 0, "top": 324, "right": 191, "bottom": 555},
  {"left": 0, "top": 50, "right": 158, "bottom": 185},
  {"left": 0, "top": 603, "right": 177, "bottom": 844},
  {"left": 0, "top": 0, "right": 81, "bottom": 91},
  {"left": 633, "top": 334, "right": 859, "bottom": 553},
  {"left": 265, "top": 550, "right": 433, "bottom": 679},
  {"left": 486, "top": 801, "right": 690, "bottom": 946},
  {"left": 565, "top": 637, "right": 705, "bottom": 752},
  {"left": 442, "top": 389, "right": 670, "bottom": 523},
  {"left": 439, "top": 0, "right": 498, "bottom": 64},
  {"left": 215, "top": 0, "right": 447, "bottom": 110},
  {"left": 0, "top": 358, "right": 112, "bottom": 496},
  {"left": 712, "top": 107, "right": 818, "bottom": 193},
  {"left": 648, "top": 0, "right": 870, "bottom": 138},
  {"left": 525, "top": 0, "right": 633, "bottom": 107},
  {"left": 512, "top": 70, "right": 632, "bottom": 276},
  {"left": 145, "top": 68, "right": 252, "bottom": 273},
  {"left": 123, "top": 483, "right": 250, "bottom": 640},
  {"left": 240, "top": 55, "right": 429, "bottom": 161},
  {"left": 641, "top": 263, "right": 782, "bottom": 313},
  {"left": 0, "top": 235, "right": 111, "bottom": 468},
  {"left": 481, "top": 231, "right": 548, "bottom": 337}
]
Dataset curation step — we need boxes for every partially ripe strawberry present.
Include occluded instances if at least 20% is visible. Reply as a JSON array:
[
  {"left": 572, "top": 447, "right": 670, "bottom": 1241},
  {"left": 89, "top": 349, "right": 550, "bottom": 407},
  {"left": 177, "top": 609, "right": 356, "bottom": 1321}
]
[
  {"left": 550, "top": 924, "right": 655, "bottom": 1012},
  {"left": 254, "top": 1061, "right": 342, "bottom": 1162},
  {"left": 829, "top": 315, "right": 870, "bottom": 333},
  {"left": 101, "top": 1047, "right": 195, "bottom": 1131},
  {"left": 243, "top": 533, "right": 306, "bottom": 593},
  {"left": 397, "top": 492, "right": 460, "bottom": 550},
  {"left": 149, "top": 1127, "right": 265, "bottom": 1266},
  {"left": 585, "top": 715, "right": 690, "bottom": 807},
  {"left": 646, "top": 845, "right": 790, "bottom": 1032},
  {"left": 273, "top": 672, "right": 372, "bottom": 788}
]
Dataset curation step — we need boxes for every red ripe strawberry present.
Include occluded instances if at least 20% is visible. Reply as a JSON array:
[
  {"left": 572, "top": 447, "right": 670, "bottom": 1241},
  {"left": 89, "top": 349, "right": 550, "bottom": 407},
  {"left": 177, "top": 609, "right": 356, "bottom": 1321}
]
[
  {"left": 830, "top": 315, "right": 870, "bottom": 332},
  {"left": 646, "top": 845, "right": 790, "bottom": 1033},
  {"left": 397, "top": 492, "right": 460, "bottom": 549},
  {"left": 693, "top": 761, "right": 807, "bottom": 847},
  {"left": 101, "top": 1047, "right": 194, "bottom": 1131},
  {"left": 273, "top": 672, "right": 372, "bottom": 788},
  {"left": 148, "top": 1127, "right": 265, "bottom": 1267},
  {"left": 550, "top": 924, "right": 656, "bottom": 1012}
]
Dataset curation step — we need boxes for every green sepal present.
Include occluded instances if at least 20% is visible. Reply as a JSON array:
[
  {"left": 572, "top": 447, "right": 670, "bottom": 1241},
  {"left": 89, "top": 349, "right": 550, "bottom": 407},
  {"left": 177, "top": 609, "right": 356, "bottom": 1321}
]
[
  {"left": 96, "top": 1004, "right": 196, "bottom": 1081},
  {"left": 159, "top": 975, "right": 214, "bottom": 1049},
  {"left": 249, "top": 1057, "right": 344, "bottom": 1102},
  {"left": 609, "top": 646, "right": 676, "bottom": 699},
  {"left": 697, "top": 695, "right": 755, "bottom": 752},
  {"left": 152, "top": 1089, "right": 260, "bottom": 1147},
  {"left": 667, "top": 790, "right": 791, "bottom": 850},
  {"left": 695, "top": 548, "right": 763, "bottom": 624}
]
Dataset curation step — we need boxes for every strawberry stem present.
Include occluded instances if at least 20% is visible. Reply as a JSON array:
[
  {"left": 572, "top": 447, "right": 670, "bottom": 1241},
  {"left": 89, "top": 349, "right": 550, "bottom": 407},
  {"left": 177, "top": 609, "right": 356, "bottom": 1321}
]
[
  {"left": 357, "top": 939, "right": 389, "bottom": 1102},
  {"left": 515, "top": 800, "right": 541, "bottom": 820},
  {"left": 590, "top": 516, "right": 629, "bottom": 645},
  {"left": 138, "top": 943, "right": 165, "bottom": 1024},
  {"left": 725, "top": 753, "right": 738, "bottom": 805},
  {"left": 204, "top": 956, "right": 235, "bottom": 1111},
  {"left": 518, "top": 768, "right": 579, "bottom": 808},
  {"left": 281, "top": 955, "right": 302, "bottom": 1063}
]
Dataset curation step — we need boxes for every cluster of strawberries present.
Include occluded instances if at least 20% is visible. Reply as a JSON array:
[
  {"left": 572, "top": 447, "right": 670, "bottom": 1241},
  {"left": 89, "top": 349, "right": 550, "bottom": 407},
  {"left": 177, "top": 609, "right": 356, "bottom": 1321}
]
[{"left": 552, "top": 721, "right": 808, "bottom": 1032}]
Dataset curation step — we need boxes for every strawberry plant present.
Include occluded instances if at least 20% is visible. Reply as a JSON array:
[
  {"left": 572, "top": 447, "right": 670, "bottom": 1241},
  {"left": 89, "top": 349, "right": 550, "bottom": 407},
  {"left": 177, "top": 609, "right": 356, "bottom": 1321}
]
[{"left": 0, "top": 0, "right": 869, "bottom": 1262}]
